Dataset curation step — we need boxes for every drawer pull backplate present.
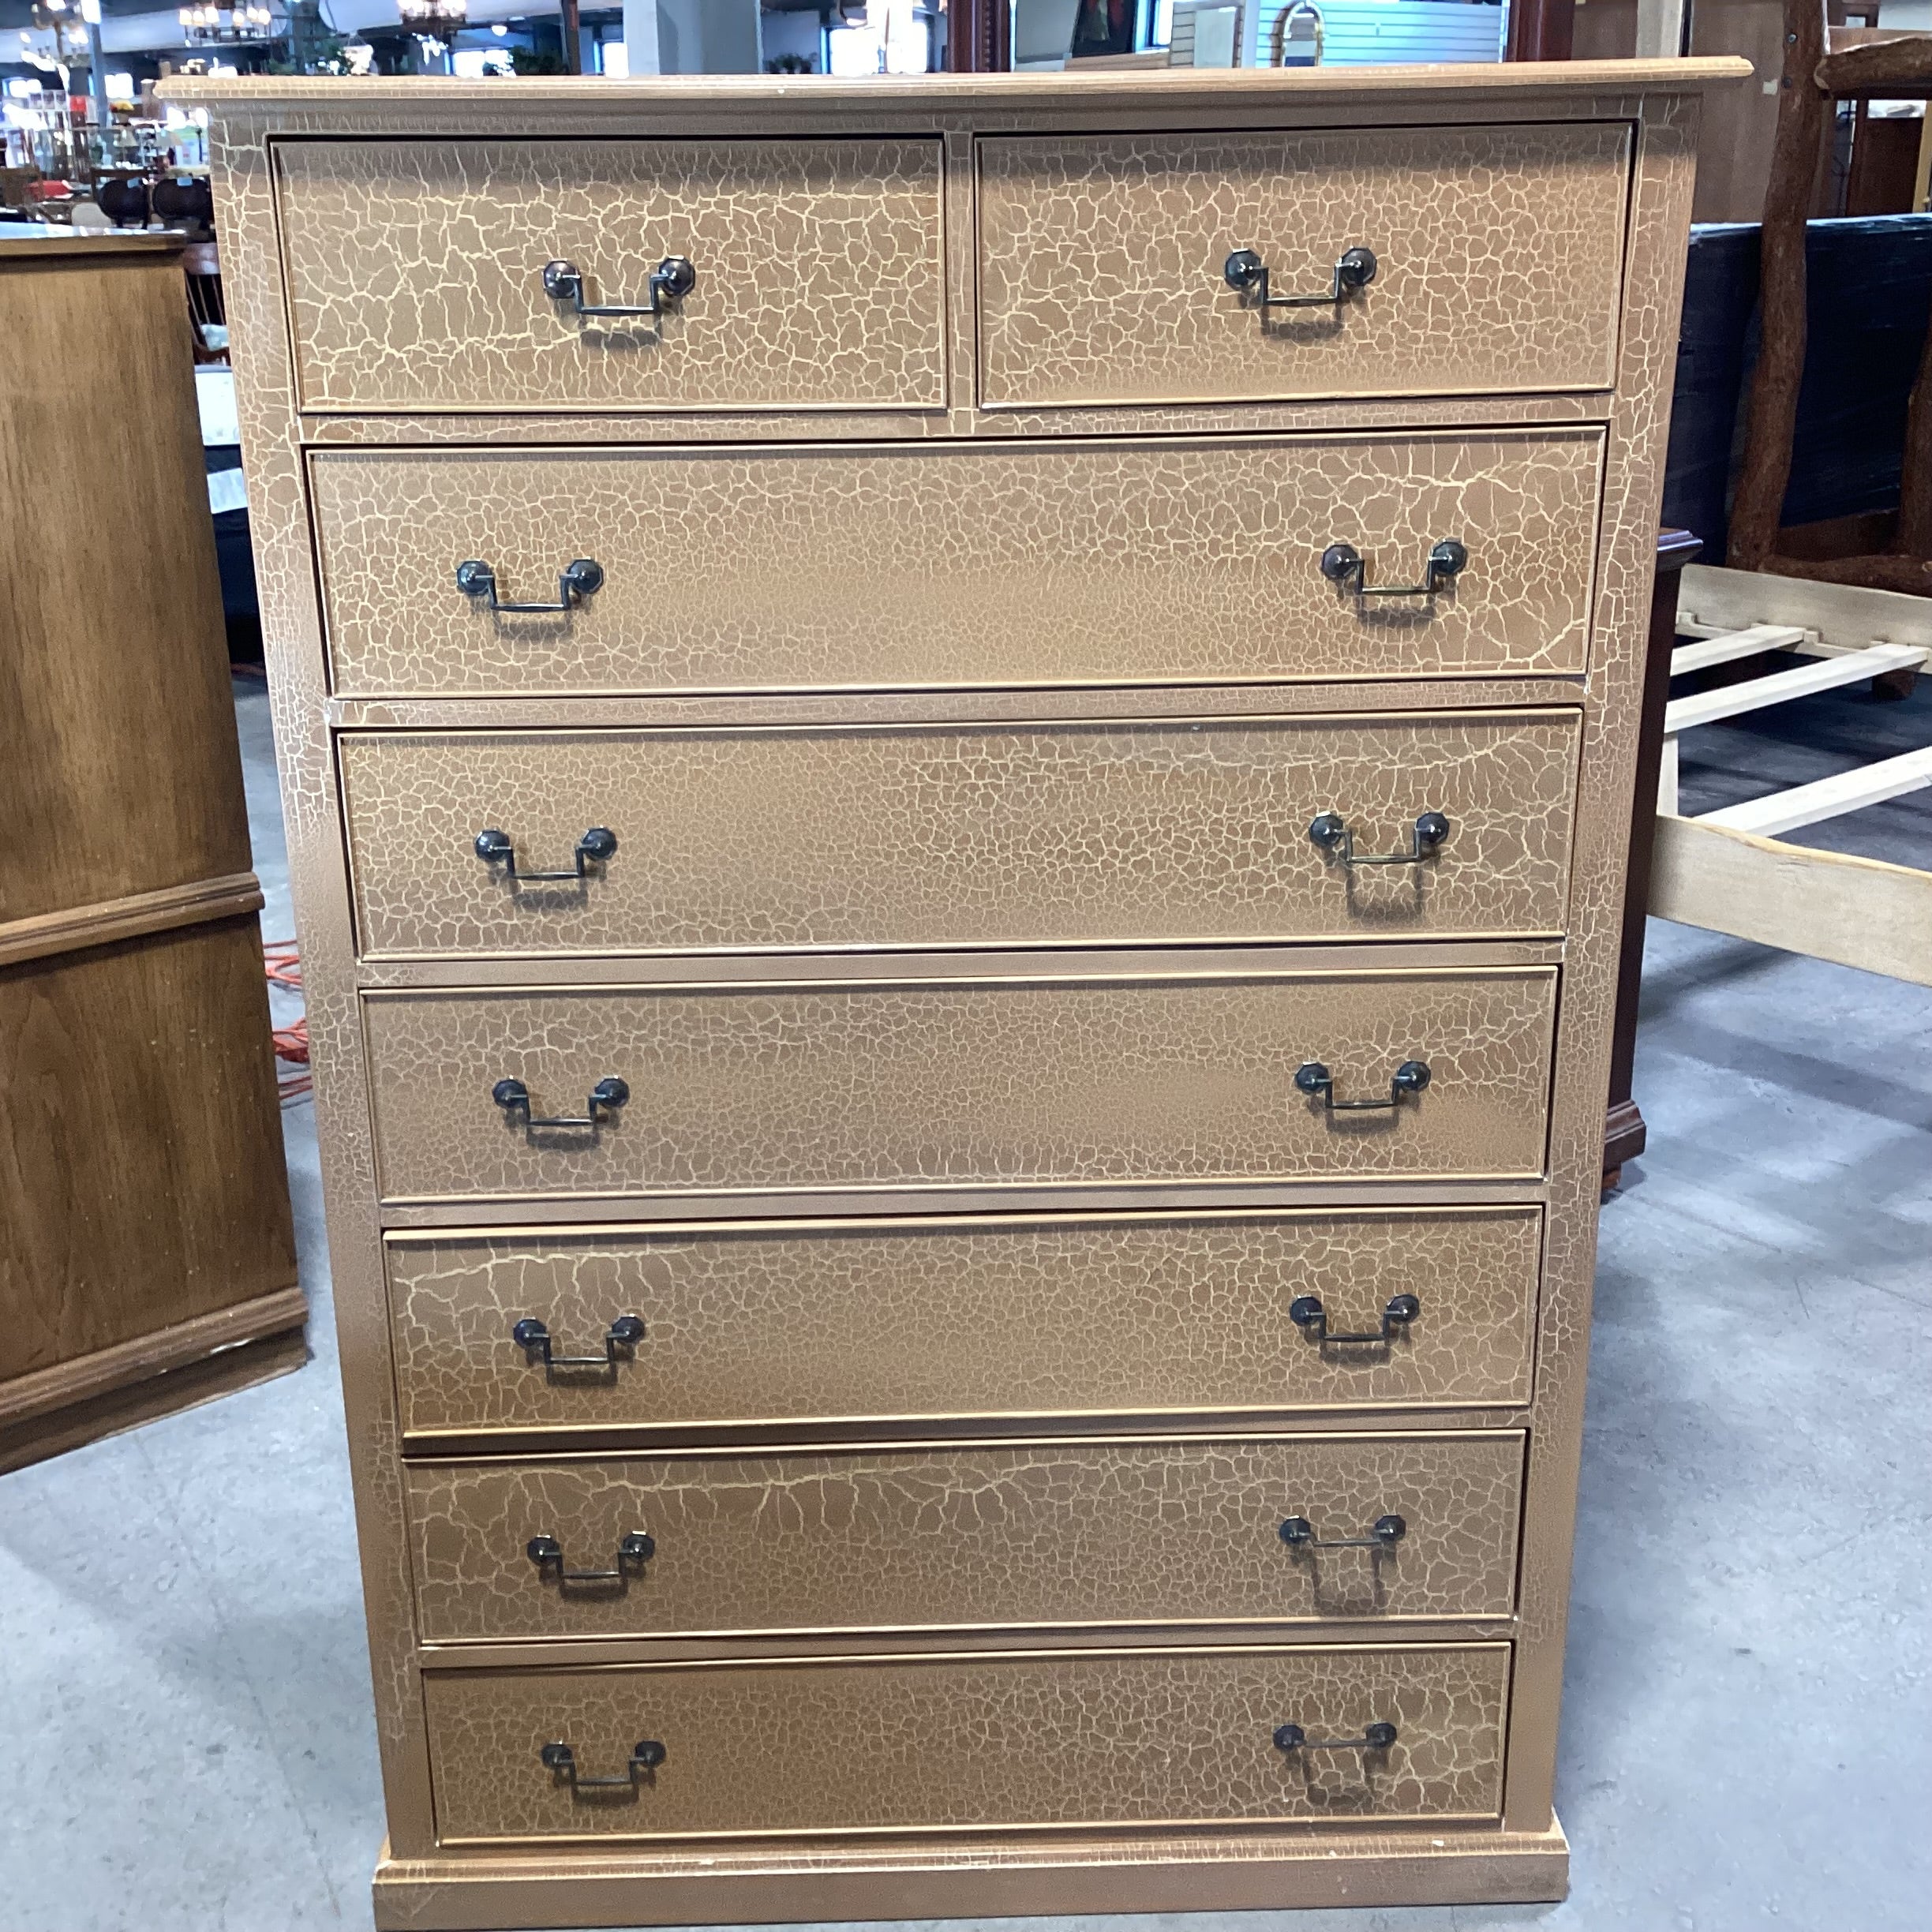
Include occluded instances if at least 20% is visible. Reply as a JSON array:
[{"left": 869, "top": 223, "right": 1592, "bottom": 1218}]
[
  {"left": 511, "top": 1313, "right": 646, "bottom": 1372},
  {"left": 474, "top": 826, "right": 617, "bottom": 885},
  {"left": 1279, "top": 1513, "right": 1407, "bottom": 1551},
  {"left": 1288, "top": 1292, "right": 1421, "bottom": 1346},
  {"left": 1223, "top": 245, "right": 1376, "bottom": 311},
  {"left": 1309, "top": 811, "right": 1451, "bottom": 870},
  {"left": 1320, "top": 538, "right": 1468, "bottom": 600},
  {"left": 542, "top": 253, "right": 696, "bottom": 323},
  {"left": 1274, "top": 1720, "right": 1398, "bottom": 1754},
  {"left": 541, "top": 1739, "right": 665, "bottom": 1793},
  {"left": 526, "top": 1531, "right": 656, "bottom": 1586},
  {"left": 1294, "top": 1059, "right": 1430, "bottom": 1114},
  {"left": 455, "top": 556, "right": 605, "bottom": 614},
  {"left": 493, "top": 1076, "right": 630, "bottom": 1131}
]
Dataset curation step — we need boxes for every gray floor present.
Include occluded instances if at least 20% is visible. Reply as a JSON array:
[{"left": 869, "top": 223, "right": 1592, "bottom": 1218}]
[{"left": 1, "top": 678, "right": 1927, "bottom": 1932}]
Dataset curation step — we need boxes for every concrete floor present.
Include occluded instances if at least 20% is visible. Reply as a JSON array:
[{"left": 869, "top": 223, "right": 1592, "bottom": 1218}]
[{"left": 1, "top": 678, "right": 1927, "bottom": 1932}]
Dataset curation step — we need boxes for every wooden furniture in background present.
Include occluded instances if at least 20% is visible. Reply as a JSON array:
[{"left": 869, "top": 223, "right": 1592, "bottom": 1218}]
[
  {"left": 947, "top": 0, "right": 1012, "bottom": 69},
  {"left": 1732, "top": 5, "right": 1932, "bottom": 588},
  {"left": 1603, "top": 527, "right": 1702, "bottom": 1186},
  {"left": 178, "top": 57, "right": 1739, "bottom": 1928},
  {"left": 1570, "top": 0, "right": 1788, "bottom": 223},
  {"left": 1505, "top": 0, "right": 1574, "bottom": 60},
  {"left": 0, "top": 229, "right": 301, "bottom": 1475}
]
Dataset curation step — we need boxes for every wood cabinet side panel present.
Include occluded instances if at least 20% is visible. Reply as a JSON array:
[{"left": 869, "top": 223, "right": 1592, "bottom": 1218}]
[
  {"left": 1500, "top": 97, "right": 1704, "bottom": 1835},
  {"left": 0, "top": 918, "right": 296, "bottom": 1380},
  {"left": 0, "top": 254, "right": 252, "bottom": 925}
]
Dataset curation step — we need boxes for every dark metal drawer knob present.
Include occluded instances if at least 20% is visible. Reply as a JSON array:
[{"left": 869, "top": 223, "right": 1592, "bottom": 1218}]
[
  {"left": 511, "top": 1313, "right": 646, "bottom": 1372},
  {"left": 455, "top": 556, "right": 605, "bottom": 614},
  {"left": 541, "top": 1739, "right": 666, "bottom": 1792},
  {"left": 474, "top": 826, "right": 618, "bottom": 884},
  {"left": 1279, "top": 1513, "right": 1407, "bottom": 1551},
  {"left": 1224, "top": 245, "right": 1376, "bottom": 310},
  {"left": 1289, "top": 1292, "right": 1420, "bottom": 1346},
  {"left": 1320, "top": 538, "right": 1467, "bottom": 598},
  {"left": 1309, "top": 811, "right": 1451, "bottom": 869},
  {"left": 527, "top": 1531, "right": 656, "bottom": 1586},
  {"left": 493, "top": 1076, "right": 630, "bottom": 1130},
  {"left": 1274, "top": 1720, "right": 1398, "bottom": 1754},
  {"left": 543, "top": 253, "right": 696, "bottom": 321},
  {"left": 1295, "top": 1059, "right": 1429, "bottom": 1114}
]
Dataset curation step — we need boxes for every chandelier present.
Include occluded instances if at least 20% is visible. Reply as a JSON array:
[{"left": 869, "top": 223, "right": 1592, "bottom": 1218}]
[
  {"left": 178, "top": 3, "right": 275, "bottom": 41},
  {"left": 28, "top": 0, "right": 95, "bottom": 53},
  {"left": 398, "top": 0, "right": 467, "bottom": 25}
]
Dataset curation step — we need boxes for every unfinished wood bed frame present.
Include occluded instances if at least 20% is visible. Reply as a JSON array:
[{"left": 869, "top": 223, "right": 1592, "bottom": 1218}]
[{"left": 1653, "top": 563, "right": 1932, "bottom": 987}]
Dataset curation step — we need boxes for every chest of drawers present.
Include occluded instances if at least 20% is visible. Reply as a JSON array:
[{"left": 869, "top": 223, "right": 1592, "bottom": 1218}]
[{"left": 174, "top": 58, "right": 1743, "bottom": 1930}]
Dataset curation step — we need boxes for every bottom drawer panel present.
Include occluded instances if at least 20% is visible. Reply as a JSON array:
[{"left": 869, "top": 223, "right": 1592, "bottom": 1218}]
[{"left": 424, "top": 1644, "right": 1510, "bottom": 1844}]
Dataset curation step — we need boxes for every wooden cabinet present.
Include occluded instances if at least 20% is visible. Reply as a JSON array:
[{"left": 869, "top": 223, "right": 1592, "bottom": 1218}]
[
  {"left": 0, "top": 232, "right": 301, "bottom": 1473},
  {"left": 176, "top": 55, "right": 1739, "bottom": 1929}
]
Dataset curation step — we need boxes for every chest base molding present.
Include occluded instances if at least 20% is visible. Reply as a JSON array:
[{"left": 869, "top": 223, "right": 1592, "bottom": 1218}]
[{"left": 373, "top": 1816, "right": 1567, "bottom": 1929}]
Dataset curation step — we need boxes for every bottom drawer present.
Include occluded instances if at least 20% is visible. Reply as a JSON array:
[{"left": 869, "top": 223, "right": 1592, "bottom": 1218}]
[{"left": 424, "top": 1644, "right": 1510, "bottom": 1844}]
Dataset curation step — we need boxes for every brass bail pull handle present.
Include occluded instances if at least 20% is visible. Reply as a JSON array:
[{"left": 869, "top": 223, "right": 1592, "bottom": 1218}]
[
  {"left": 526, "top": 1532, "right": 656, "bottom": 1585},
  {"left": 1279, "top": 1513, "right": 1407, "bottom": 1551},
  {"left": 1224, "top": 245, "right": 1377, "bottom": 309},
  {"left": 1288, "top": 1291, "right": 1420, "bottom": 1346},
  {"left": 1274, "top": 1720, "right": 1398, "bottom": 1754},
  {"left": 541, "top": 1739, "right": 666, "bottom": 1792},
  {"left": 1308, "top": 811, "right": 1451, "bottom": 869},
  {"left": 511, "top": 1313, "right": 646, "bottom": 1372},
  {"left": 493, "top": 1076, "right": 630, "bottom": 1130},
  {"left": 455, "top": 556, "right": 605, "bottom": 614},
  {"left": 1320, "top": 538, "right": 1468, "bottom": 598},
  {"left": 1295, "top": 1060, "right": 1430, "bottom": 1114},
  {"left": 542, "top": 254, "right": 696, "bottom": 320},
  {"left": 474, "top": 826, "right": 617, "bottom": 884}
]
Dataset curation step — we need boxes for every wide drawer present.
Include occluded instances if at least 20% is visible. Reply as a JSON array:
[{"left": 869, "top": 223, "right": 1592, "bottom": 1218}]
[
  {"left": 307, "top": 433, "right": 1604, "bottom": 696},
  {"left": 423, "top": 1643, "right": 1511, "bottom": 1843},
  {"left": 339, "top": 712, "right": 1582, "bottom": 960},
  {"left": 977, "top": 122, "right": 1630, "bottom": 407},
  {"left": 272, "top": 139, "right": 945, "bottom": 414},
  {"left": 406, "top": 1432, "right": 1525, "bottom": 1642},
  {"left": 386, "top": 1208, "right": 1542, "bottom": 1440},
  {"left": 362, "top": 965, "right": 1558, "bottom": 1204}
]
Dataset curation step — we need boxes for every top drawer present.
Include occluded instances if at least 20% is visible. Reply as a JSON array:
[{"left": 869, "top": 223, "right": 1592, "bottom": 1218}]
[
  {"left": 978, "top": 122, "right": 1631, "bottom": 409},
  {"left": 272, "top": 139, "right": 947, "bottom": 415}
]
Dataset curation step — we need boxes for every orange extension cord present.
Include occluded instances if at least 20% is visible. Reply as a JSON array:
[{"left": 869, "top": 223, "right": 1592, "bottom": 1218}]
[{"left": 263, "top": 938, "right": 311, "bottom": 1103}]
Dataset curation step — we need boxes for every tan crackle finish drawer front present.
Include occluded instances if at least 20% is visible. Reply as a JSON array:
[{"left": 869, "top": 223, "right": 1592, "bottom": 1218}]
[
  {"left": 423, "top": 1643, "right": 1511, "bottom": 1843},
  {"left": 405, "top": 1432, "right": 1526, "bottom": 1642},
  {"left": 978, "top": 123, "right": 1631, "bottom": 407},
  {"left": 307, "top": 434, "right": 1603, "bottom": 697},
  {"left": 338, "top": 713, "right": 1583, "bottom": 960},
  {"left": 362, "top": 968, "right": 1558, "bottom": 1204},
  {"left": 386, "top": 1208, "right": 1541, "bottom": 1438},
  {"left": 273, "top": 140, "right": 945, "bottom": 414}
]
